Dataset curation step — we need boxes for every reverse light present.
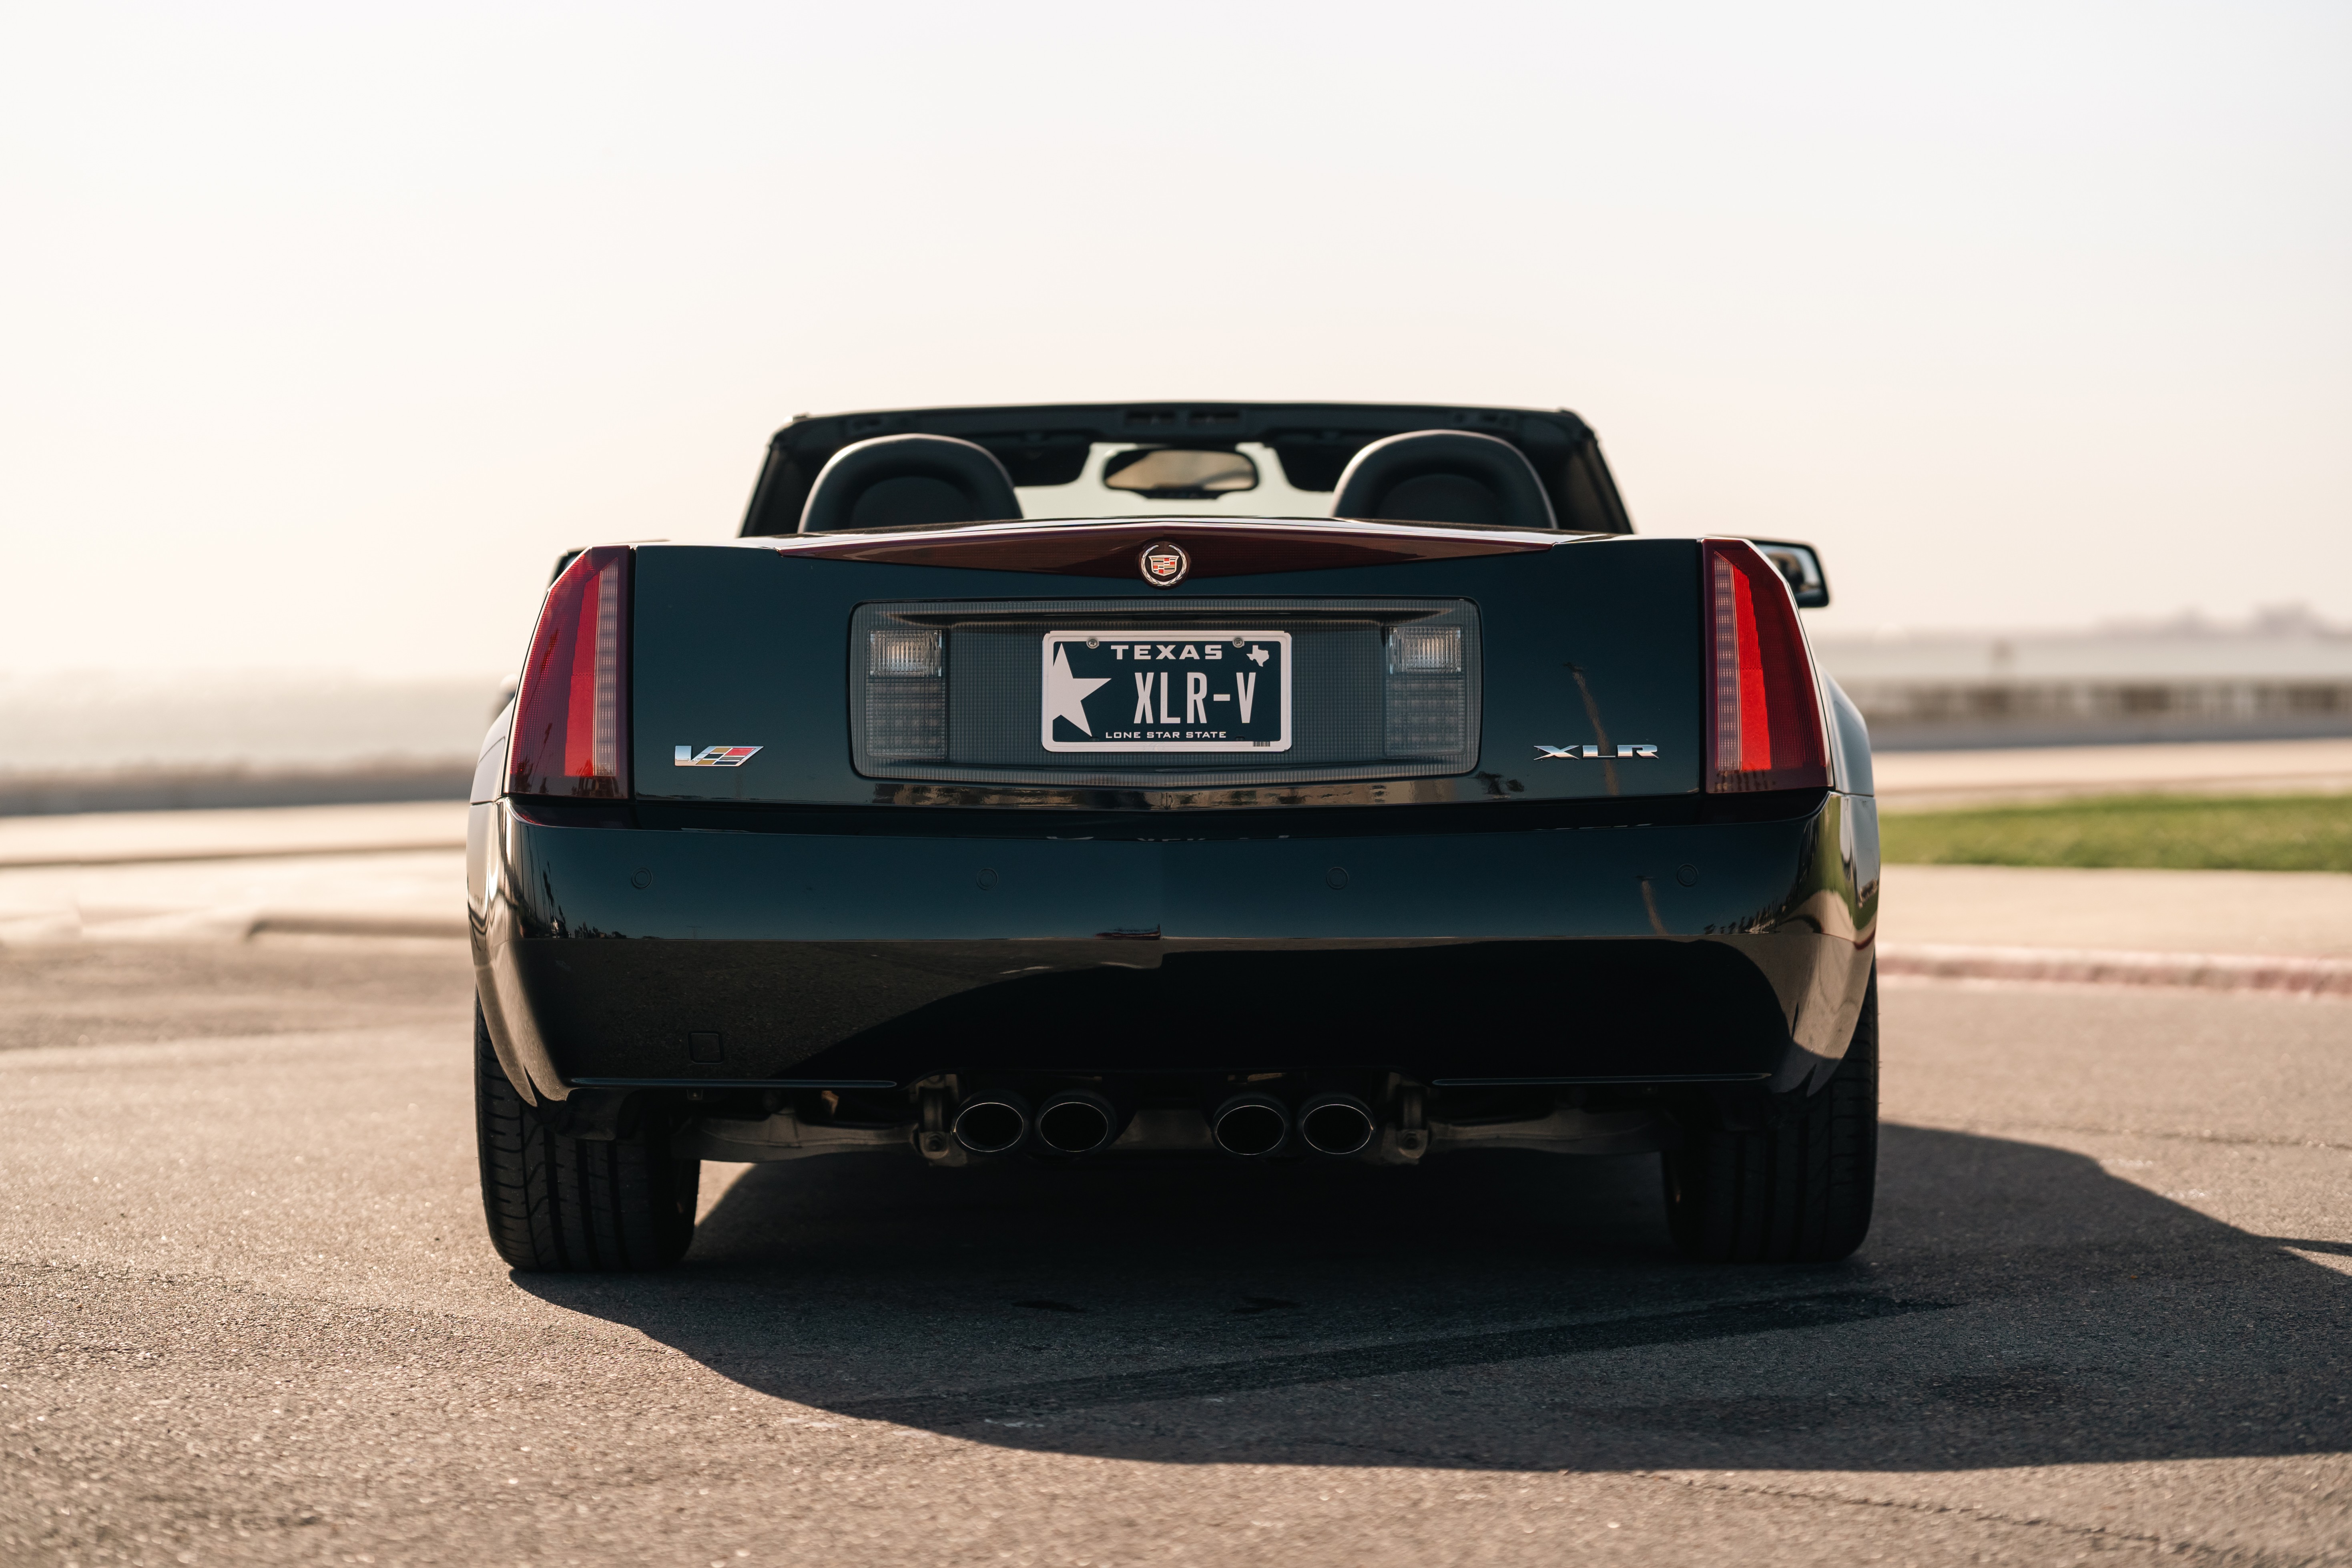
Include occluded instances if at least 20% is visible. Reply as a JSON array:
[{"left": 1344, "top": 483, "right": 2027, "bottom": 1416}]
[
  {"left": 508, "top": 546, "right": 632, "bottom": 798},
  {"left": 865, "top": 626, "right": 947, "bottom": 761},
  {"left": 1384, "top": 623, "right": 1467, "bottom": 759},
  {"left": 1703, "top": 538, "right": 1829, "bottom": 793},
  {"left": 1386, "top": 624, "right": 1463, "bottom": 674},
  {"left": 869, "top": 627, "right": 943, "bottom": 678}
]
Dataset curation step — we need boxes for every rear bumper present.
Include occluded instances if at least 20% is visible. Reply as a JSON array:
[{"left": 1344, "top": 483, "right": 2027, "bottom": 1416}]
[{"left": 468, "top": 795, "right": 1878, "bottom": 1102}]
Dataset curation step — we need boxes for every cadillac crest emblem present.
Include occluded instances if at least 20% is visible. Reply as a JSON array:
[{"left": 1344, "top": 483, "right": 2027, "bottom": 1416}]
[{"left": 1139, "top": 541, "right": 1189, "bottom": 588}]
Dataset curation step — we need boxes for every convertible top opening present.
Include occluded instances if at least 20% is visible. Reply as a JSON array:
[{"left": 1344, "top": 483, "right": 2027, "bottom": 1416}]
[{"left": 741, "top": 401, "right": 1634, "bottom": 535}]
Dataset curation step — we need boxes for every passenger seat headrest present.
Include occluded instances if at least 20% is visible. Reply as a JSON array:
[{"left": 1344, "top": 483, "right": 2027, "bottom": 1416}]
[
  {"left": 799, "top": 434, "right": 1023, "bottom": 533},
  {"left": 1329, "top": 430, "right": 1558, "bottom": 530}
]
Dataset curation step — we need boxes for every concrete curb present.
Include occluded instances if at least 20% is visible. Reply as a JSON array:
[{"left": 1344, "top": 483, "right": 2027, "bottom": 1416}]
[
  {"left": 1879, "top": 941, "right": 2352, "bottom": 998},
  {"left": 3, "top": 909, "right": 474, "bottom": 944},
  {"left": 250, "top": 913, "right": 471, "bottom": 941},
  {"left": 0, "top": 840, "right": 469, "bottom": 870}
]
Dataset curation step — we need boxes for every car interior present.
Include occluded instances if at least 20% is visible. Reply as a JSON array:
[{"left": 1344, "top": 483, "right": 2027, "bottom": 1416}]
[{"left": 744, "top": 402, "right": 1632, "bottom": 536}]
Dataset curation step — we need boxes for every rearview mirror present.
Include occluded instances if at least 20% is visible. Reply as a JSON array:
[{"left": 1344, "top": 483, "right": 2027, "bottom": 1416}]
[
  {"left": 1103, "top": 447, "right": 1258, "bottom": 498},
  {"left": 1747, "top": 539, "right": 1830, "bottom": 608}
]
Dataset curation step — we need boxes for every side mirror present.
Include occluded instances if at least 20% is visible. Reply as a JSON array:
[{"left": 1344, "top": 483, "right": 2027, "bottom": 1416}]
[{"left": 1746, "top": 539, "right": 1830, "bottom": 608}]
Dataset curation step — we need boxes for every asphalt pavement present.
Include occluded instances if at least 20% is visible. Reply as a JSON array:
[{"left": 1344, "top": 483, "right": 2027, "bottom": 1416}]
[{"left": 2, "top": 935, "right": 2349, "bottom": 1566}]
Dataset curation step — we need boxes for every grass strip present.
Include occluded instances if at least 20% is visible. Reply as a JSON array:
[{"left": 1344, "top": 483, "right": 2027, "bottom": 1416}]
[{"left": 1880, "top": 792, "right": 2352, "bottom": 872}]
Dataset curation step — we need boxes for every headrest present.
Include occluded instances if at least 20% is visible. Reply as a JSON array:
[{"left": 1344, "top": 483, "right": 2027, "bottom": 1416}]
[
  {"left": 798, "top": 434, "right": 1022, "bottom": 533},
  {"left": 1329, "top": 430, "right": 1558, "bottom": 530}
]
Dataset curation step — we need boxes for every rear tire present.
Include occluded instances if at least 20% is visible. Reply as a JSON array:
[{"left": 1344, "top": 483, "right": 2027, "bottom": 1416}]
[
  {"left": 474, "top": 1001, "right": 698, "bottom": 1271},
  {"left": 1662, "top": 969, "right": 1878, "bottom": 1263}
]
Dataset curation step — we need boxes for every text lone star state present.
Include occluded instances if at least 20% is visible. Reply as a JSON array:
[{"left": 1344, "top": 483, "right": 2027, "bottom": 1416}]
[{"left": 1046, "top": 645, "right": 1112, "bottom": 735}]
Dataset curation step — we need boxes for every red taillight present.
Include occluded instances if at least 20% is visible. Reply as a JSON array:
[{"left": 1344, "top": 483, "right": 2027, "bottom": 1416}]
[
  {"left": 508, "top": 546, "right": 631, "bottom": 798},
  {"left": 1704, "top": 538, "right": 1828, "bottom": 793}
]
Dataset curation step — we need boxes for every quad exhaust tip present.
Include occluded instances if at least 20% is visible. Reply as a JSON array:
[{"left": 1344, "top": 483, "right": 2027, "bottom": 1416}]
[
  {"left": 952, "top": 1092, "right": 1030, "bottom": 1155},
  {"left": 1035, "top": 1091, "right": 1119, "bottom": 1156},
  {"left": 1210, "top": 1093, "right": 1291, "bottom": 1157},
  {"left": 1297, "top": 1093, "right": 1376, "bottom": 1156},
  {"left": 959, "top": 1087, "right": 1367, "bottom": 1159}
]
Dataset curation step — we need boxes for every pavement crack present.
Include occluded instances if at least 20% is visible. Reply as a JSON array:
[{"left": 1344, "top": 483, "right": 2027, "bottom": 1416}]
[
  {"left": 836, "top": 1292, "right": 1954, "bottom": 1427},
  {"left": 1630, "top": 1470, "right": 2235, "bottom": 1560}
]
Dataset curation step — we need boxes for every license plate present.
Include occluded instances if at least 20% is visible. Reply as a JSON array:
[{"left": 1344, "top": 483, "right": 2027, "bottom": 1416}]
[{"left": 1041, "top": 630, "right": 1292, "bottom": 753}]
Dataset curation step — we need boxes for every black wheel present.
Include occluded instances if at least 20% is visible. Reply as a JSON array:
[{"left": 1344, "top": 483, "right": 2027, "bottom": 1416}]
[
  {"left": 1662, "top": 968, "right": 1878, "bottom": 1263},
  {"left": 474, "top": 1001, "right": 699, "bottom": 1271}
]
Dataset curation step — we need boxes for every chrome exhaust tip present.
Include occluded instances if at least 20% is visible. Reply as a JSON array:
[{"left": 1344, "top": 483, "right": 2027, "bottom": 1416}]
[
  {"left": 1297, "top": 1093, "right": 1376, "bottom": 1156},
  {"left": 951, "top": 1092, "right": 1030, "bottom": 1155},
  {"left": 1210, "top": 1093, "right": 1291, "bottom": 1157},
  {"left": 1035, "top": 1091, "right": 1119, "bottom": 1156}
]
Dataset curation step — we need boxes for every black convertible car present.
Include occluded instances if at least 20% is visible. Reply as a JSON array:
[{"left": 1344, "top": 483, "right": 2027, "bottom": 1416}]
[{"left": 468, "top": 402, "right": 1880, "bottom": 1271}]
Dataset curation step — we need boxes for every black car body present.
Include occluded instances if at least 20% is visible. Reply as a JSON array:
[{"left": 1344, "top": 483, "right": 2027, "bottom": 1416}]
[{"left": 469, "top": 403, "right": 1880, "bottom": 1271}]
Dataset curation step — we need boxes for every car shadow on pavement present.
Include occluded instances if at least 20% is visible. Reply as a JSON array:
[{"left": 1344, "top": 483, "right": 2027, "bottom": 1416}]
[{"left": 515, "top": 1123, "right": 2352, "bottom": 1473}]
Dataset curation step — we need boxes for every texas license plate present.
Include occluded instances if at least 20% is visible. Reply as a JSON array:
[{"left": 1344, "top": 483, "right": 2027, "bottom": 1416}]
[{"left": 1040, "top": 630, "right": 1292, "bottom": 753}]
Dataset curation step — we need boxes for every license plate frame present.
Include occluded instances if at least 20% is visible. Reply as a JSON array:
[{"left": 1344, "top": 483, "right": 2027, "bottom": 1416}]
[{"left": 1040, "top": 629, "right": 1293, "bottom": 753}]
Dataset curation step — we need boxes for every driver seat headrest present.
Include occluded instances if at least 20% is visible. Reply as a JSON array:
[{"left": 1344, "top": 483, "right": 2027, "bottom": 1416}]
[
  {"left": 799, "top": 434, "right": 1023, "bottom": 533},
  {"left": 1330, "top": 430, "right": 1558, "bottom": 530}
]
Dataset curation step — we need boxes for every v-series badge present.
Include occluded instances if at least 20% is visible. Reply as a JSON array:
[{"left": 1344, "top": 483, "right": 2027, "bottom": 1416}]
[{"left": 674, "top": 745, "right": 761, "bottom": 767}]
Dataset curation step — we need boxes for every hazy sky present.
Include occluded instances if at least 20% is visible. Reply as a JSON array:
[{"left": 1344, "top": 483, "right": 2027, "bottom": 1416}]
[{"left": 4, "top": 1, "right": 2347, "bottom": 681}]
